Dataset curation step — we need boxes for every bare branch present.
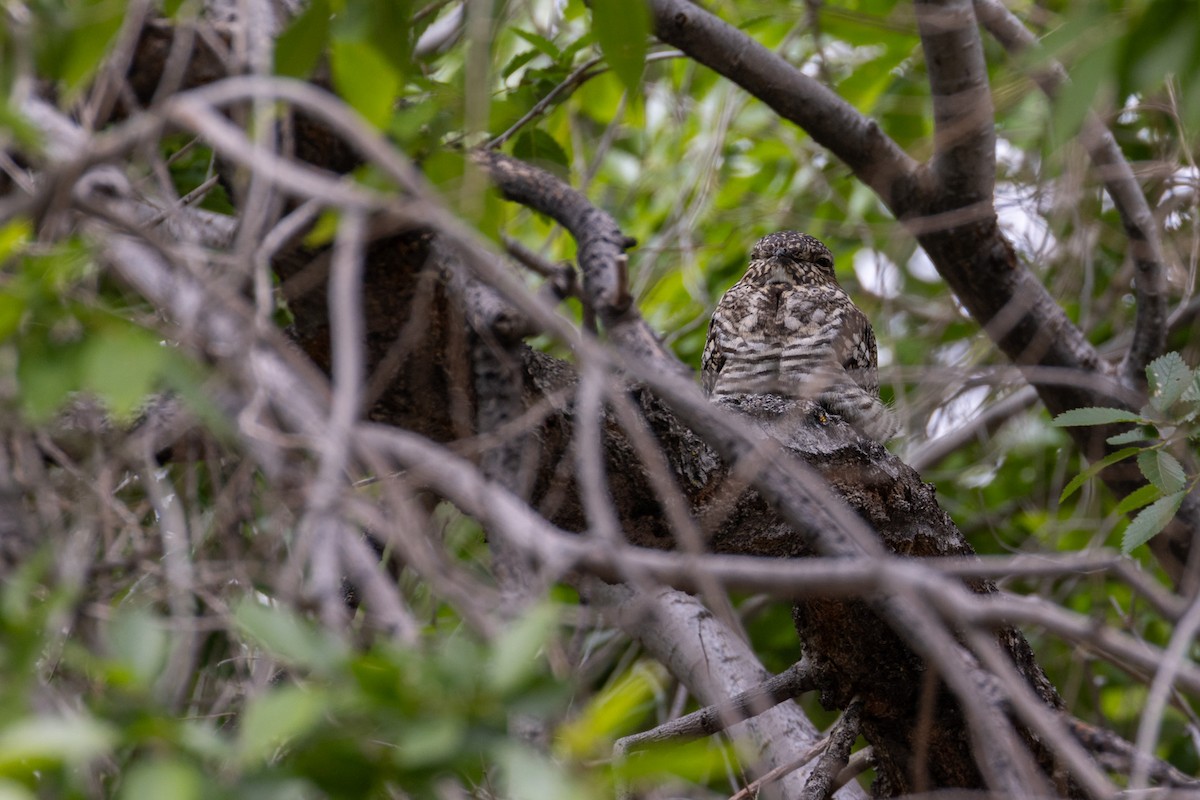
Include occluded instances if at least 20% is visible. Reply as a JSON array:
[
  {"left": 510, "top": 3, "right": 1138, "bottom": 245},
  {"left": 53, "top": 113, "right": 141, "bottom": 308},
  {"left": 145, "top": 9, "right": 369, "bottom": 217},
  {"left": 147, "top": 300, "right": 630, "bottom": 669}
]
[
  {"left": 729, "top": 739, "right": 829, "bottom": 800},
  {"left": 470, "top": 149, "right": 683, "bottom": 371},
  {"left": 905, "top": 386, "right": 1039, "bottom": 471},
  {"left": 298, "top": 208, "right": 368, "bottom": 626},
  {"left": 961, "top": 629, "right": 1117, "bottom": 799},
  {"left": 486, "top": 56, "right": 603, "bottom": 149},
  {"left": 1130, "top": 592, "right": 1200, "bottom": 790},
  {"left": 614, "top": 659, "right": 817, "bottom": 754},
  {"left": 800, "top": 700, "right": 863, "bottom": 800}
]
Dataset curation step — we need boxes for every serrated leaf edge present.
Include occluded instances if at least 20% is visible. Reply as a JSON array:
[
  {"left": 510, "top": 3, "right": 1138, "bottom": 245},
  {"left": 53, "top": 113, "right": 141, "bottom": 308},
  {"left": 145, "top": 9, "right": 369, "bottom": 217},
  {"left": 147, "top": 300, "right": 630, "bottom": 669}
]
[
  {"left": 1051, "top": 407, "right": 1144, "bottom": 427},
  {"left": 1121, "top": 490, "right": 1186, "bottom": 553}
]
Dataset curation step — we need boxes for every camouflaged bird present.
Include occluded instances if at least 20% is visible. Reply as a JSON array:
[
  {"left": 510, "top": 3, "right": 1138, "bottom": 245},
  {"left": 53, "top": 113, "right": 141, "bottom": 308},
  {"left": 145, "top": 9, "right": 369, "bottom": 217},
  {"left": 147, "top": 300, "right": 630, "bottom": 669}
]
[{"left": 701, "top": 231, "right": 898, "bottom": 441}]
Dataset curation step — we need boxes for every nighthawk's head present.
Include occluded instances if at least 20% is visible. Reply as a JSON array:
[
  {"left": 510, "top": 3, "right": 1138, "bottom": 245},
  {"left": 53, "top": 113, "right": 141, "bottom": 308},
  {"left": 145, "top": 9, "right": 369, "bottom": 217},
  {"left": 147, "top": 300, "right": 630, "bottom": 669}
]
[{"left": 745, "top": 231, "right": 837, "bottom": 287}]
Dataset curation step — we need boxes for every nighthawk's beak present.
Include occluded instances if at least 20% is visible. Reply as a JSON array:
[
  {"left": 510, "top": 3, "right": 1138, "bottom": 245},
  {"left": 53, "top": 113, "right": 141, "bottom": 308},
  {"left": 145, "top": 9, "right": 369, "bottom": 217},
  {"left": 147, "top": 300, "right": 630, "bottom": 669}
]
[{"left": 766, "top": 260, "right": 793, "bottom": 285}]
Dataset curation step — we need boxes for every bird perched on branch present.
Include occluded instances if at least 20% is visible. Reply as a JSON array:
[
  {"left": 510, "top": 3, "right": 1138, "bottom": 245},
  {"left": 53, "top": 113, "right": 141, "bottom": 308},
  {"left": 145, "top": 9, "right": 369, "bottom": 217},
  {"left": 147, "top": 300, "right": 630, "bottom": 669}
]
[{"left": 701, "top": 231, "right": 898, "bottom": 441}]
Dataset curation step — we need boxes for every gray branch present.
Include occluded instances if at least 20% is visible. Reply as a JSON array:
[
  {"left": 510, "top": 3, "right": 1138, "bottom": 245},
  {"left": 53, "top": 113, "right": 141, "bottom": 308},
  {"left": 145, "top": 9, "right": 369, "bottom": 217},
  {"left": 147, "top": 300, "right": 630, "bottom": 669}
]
[
  {"left": 916, "top": 0, "right": 996, "bottom": 205},
  {"left": 971, "top": 0, "right": 1167, "bottom": 387}
]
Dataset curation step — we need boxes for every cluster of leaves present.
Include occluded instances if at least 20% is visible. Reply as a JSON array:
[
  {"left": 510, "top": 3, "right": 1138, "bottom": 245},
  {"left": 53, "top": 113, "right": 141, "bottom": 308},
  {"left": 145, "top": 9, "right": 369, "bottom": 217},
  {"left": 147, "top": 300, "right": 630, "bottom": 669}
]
[
  {"left": 0, "top": 566, "right": 723, "bottom": 799},
  {"left": 0, "top": 0, "right": 124, "bottom": 101},
  {"left": 1053, "top": 352, "right": 1200, "bottom": 552},
  {"left": 0, "top": 221, "right": 194, "bottom": 423}
]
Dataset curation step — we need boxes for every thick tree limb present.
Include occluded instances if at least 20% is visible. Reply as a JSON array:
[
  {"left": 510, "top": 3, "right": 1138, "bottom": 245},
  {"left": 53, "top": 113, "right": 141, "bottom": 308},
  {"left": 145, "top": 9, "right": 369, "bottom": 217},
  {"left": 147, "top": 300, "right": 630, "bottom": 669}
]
[
  {"left": 595, "top": 584, "right": 841, "bottom": 800},
  {"left": 917, "top": 0, "right": 996, "bottom": 205}
]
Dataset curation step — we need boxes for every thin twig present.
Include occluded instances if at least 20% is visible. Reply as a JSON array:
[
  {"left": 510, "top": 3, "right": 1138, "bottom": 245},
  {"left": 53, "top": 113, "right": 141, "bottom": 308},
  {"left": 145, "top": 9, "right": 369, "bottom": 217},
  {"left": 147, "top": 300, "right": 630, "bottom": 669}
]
[
  {"left": 614, "top": 659, "right": 815, "bottom": 756},
  {"left": 1130, "top": 592, "right": 1200, "bottom": 789},
  {"left": 800, "top": 700, "right": 863, "bottom": 800},
  {"left": 729, "top": 739, "right": 828, "bottom": 800},
  {"left": 487, "top": 56, "right": 602, "bottom": 149}
]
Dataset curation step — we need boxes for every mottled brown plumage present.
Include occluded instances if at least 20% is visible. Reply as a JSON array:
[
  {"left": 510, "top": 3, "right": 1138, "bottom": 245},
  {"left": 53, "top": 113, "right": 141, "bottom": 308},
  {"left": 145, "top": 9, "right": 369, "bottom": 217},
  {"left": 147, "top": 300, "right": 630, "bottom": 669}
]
[{"left": 702, "top": 231, "right": 897, "bottom": 441}]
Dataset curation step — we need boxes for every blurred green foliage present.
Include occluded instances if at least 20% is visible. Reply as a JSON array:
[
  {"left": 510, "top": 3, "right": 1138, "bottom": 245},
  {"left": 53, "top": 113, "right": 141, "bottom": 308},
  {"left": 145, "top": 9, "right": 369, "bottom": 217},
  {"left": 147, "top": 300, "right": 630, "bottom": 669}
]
[{"left": 0, "top": 577, "right": 729, "bottom": 798}]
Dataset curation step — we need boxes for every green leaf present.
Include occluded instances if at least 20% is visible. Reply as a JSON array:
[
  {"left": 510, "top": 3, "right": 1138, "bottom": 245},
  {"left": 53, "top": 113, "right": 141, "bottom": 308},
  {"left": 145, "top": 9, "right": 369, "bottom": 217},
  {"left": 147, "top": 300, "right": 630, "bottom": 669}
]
[
  {"left": 0, "top": 778, "right": 36, "bottom": 800},
  {"left": 498, "top": 743, "right": 592, "bottom": 800},
  {"left": 34, "top": 0, "right": 126, "bottom": 93},
  {"left": 591, "top": 0, "right": 649, "bottom": 94},
  {"left": 613, "top": 737, "right": 732, "bottom": 784},
  {"left": 303, "top": 210, "right": 341, "bottom": 248},
  {"left": 1122, "top": 489, "right": 1186, "bottom": 553},
  {"left": 559, "top": 661, "right": 665, "bottom": 759},
  {"left": 502, "top": 49, "right": 543, "bottom": 81},
  {"left": 1058, "top": 447, "right": 1141, "bottom": 503},
  {"left": 275, "top": 0, "right": 330, "bottom": 79},
  {"left": 1147, "top": 351, "right": 1193, "bottom": 412},
  {"left": 421, "top": 150, "right": 466, "bottom": 189},
  {"left": 1136, "top": 449, "right": 1186, "bottom": 494},
  {"left": 80, "top": 321, "right": 168, "bottom": 420},
  {"left": 234, "top": 600, "right": 347, "bottom": 675},
  {"left": 330, "top": 39, "right": 401, "bottom": 127},
  {"left": 106, "top": 608, "right": 168, "bottom": 687},
  {"left": 354, "top": 0, "right": 416, "bottom": 76},
  {"left": 0, "top": 105, "right": 42, "bottom": 153},
  {"left": 1106, "top": 427, "right": 1151, "bottom": 446},
  {"left": 488, "top": 603, "right": 557, "bottom": 695},
  {"left": 0, "top": 218, "right": 31, "bottom": 261},
  {"left": 0, "top": 295, "right": 26, "bottom": 342},
  {"left": 1181, "top": 372, "right": 1200, "bottom": 405},
  {"left": 394, "top": 717, "right": 467, "bottom": 768},
  {"left": 0, "top": 716, "right": 115, "bottom": 773},
  {"left": 16, "top": 334, "right": 85, "bottom": 422},
  {"left": 1050, "top": 407, "right": 1144, "bottom": 427},
  {"left": 512, "top": 29, "right": 563, "bottom": 61},
  {"left": 1119, "top": 1, "right": 1198, "bottom": 98},
  {"left": 1114, "top": 482, "right": 1162, "bottom": 516},
  {"left": 237, "top": 686, "right": 328, "bottom": 766},
  {"left": 118, "top": 758, "right": 203, "bottom": 800},
  {"left": 511, "top": 129, "right": 570, "bottom": 177},
  {"left": 1049, "top": 35, "right": 1116, "bottom": 147}
]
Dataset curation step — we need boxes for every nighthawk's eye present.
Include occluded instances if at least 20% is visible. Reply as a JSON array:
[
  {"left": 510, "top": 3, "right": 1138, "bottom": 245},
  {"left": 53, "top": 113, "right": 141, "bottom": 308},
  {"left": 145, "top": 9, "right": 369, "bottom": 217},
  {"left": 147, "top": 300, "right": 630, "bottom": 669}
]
[{"left": 815, "top": 255, "right": 834, "bottom": 271}]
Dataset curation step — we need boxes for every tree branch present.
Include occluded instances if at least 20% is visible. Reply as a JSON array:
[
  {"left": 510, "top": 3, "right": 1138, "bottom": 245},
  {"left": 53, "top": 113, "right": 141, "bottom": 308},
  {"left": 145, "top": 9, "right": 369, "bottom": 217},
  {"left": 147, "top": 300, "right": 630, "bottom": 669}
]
[
  {"left": 972, "top": 0, "right": 1168, "bottom": 388},
  {"left": 470, "top": 149, "right": 683, "bottom": 371},
  {"left": 916, "top": 0, "right": 996, "bottom": 205},
  {"left": 800, "top": 699, "right": 862, "bottom": 800},
  {"left": 613, "top": 658, "right": 817, "bottom": 754},
  {"left": 595, "top": 584, "right": 844, "bottom": 800}
]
